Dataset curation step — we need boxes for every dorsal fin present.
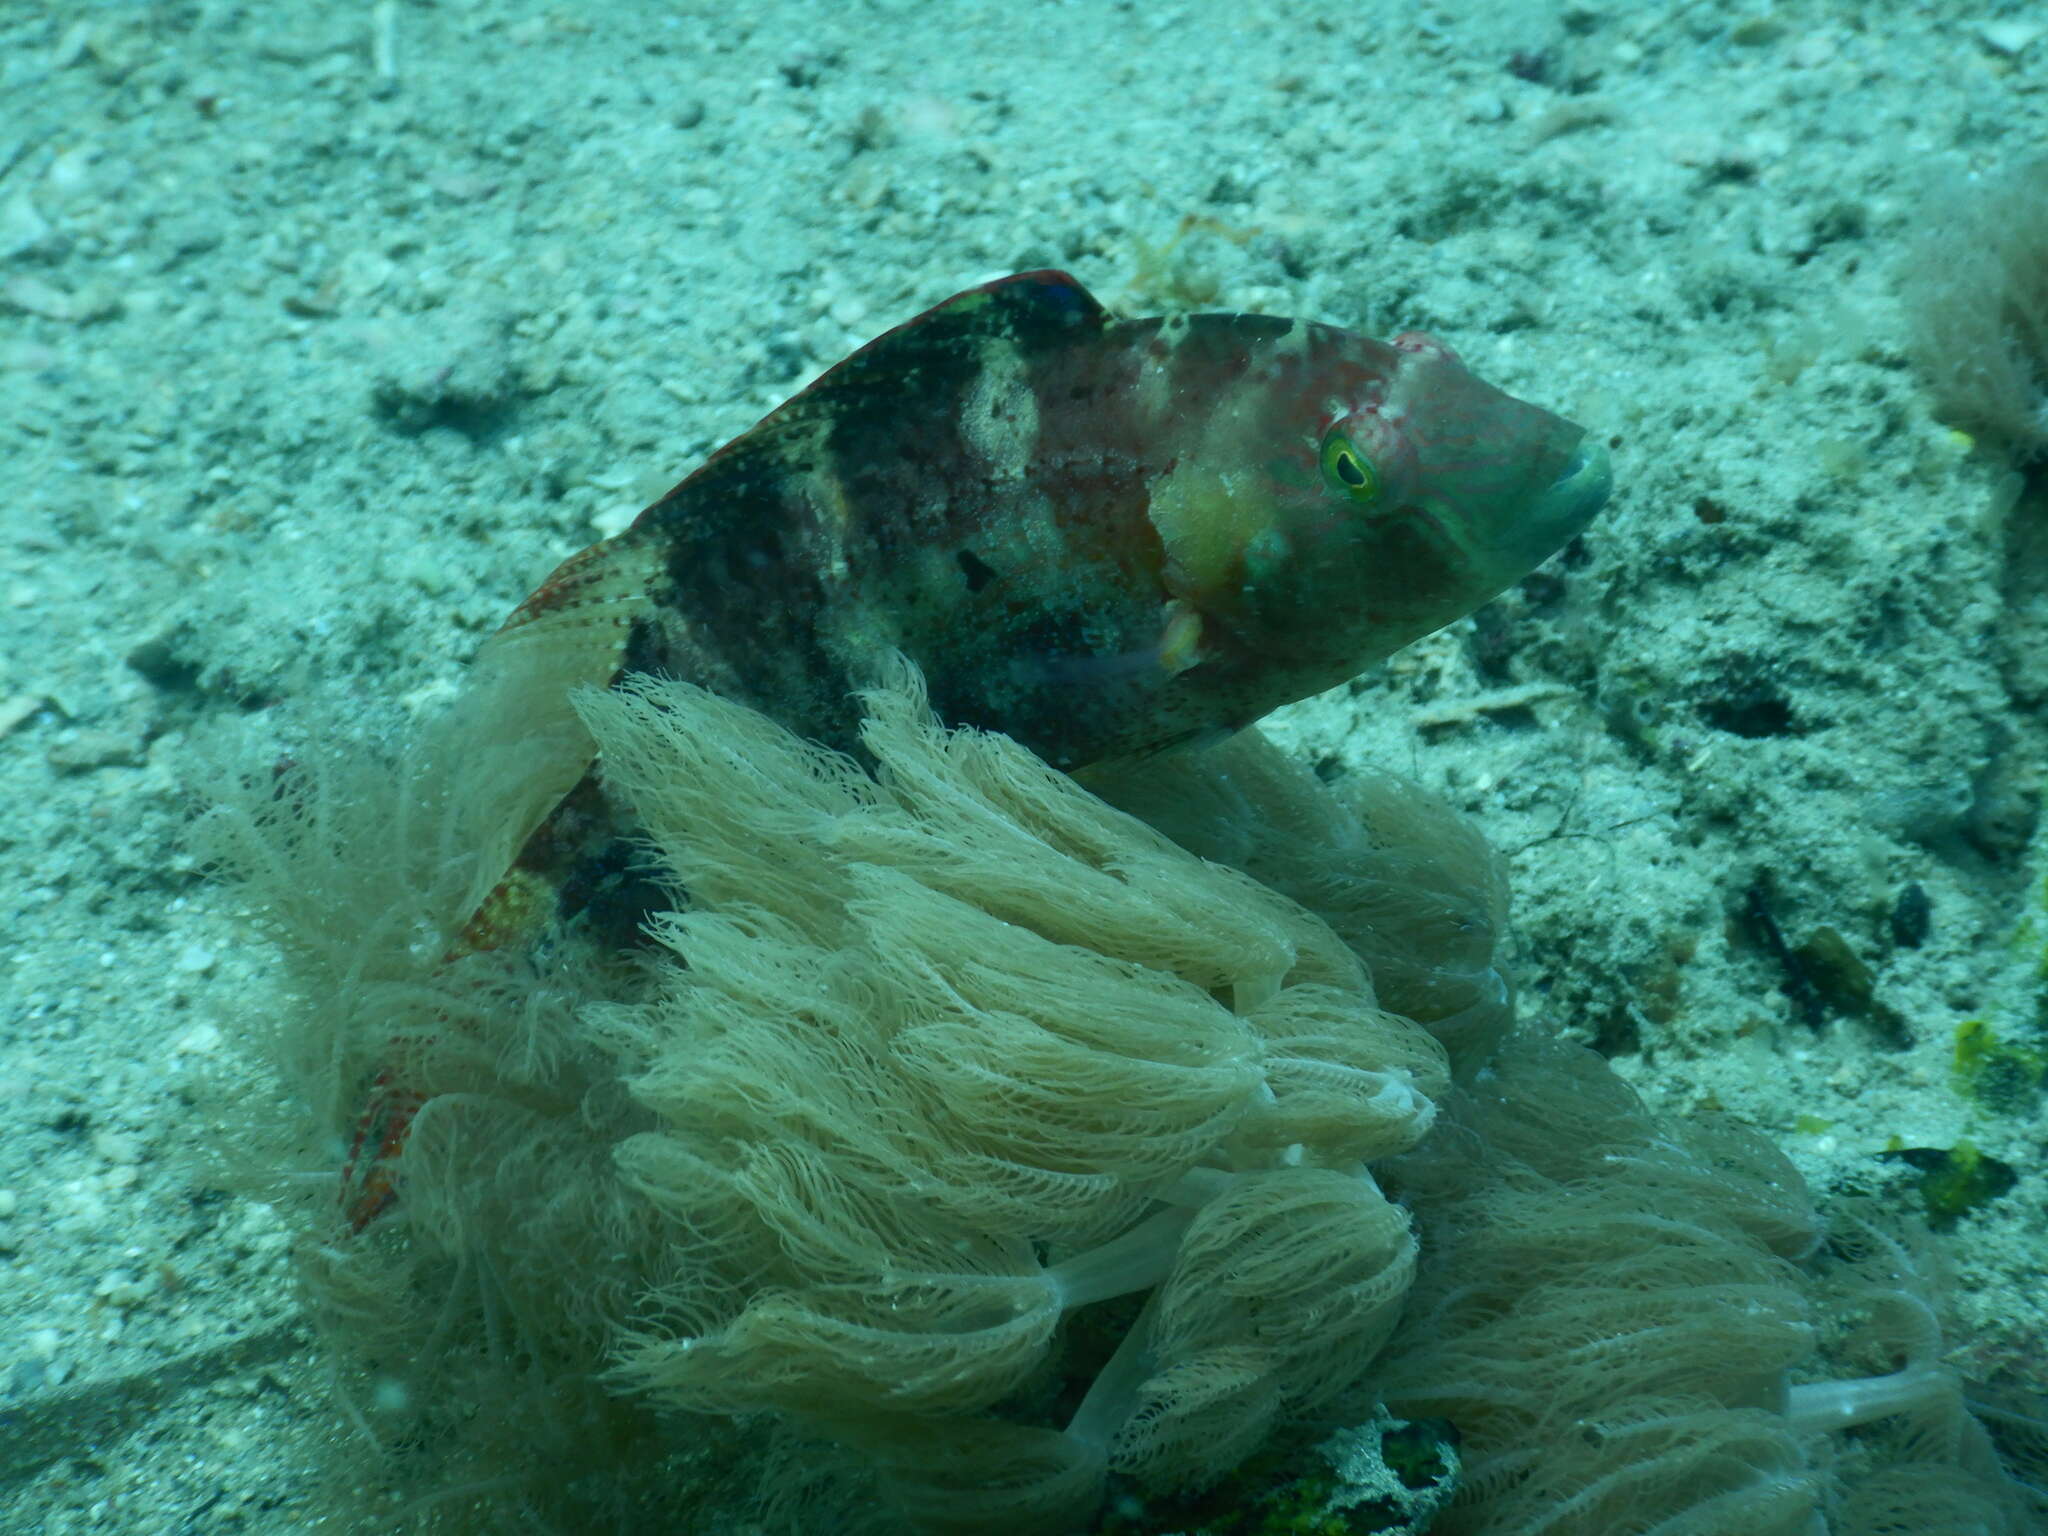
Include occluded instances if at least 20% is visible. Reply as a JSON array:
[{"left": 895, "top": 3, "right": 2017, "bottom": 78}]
[
  {"left": 700, "top": 271, "right": 1112, "bottom": 461},
  {"left": 840, "top": 270, "right": 1111, "bottom": 374}
]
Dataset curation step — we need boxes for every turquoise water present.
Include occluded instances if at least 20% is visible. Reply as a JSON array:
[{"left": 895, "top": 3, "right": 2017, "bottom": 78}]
[{"left": 1, "top": 2, "right": 2044, "bottom": 1530}]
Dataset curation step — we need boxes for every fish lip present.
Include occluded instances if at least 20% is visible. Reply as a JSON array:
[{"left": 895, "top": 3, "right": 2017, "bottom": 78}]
[{"left": 1527, "top": 437, "right": 1612, "bottom": 543}]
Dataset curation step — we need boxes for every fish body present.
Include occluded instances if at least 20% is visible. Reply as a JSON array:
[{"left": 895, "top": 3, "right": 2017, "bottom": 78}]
[
  {"left": 510, "top": 269, "right": 1606, "bottom": 770},
  {"left": 340, "top": 270, "right": 1610, "bottom": 1226}
]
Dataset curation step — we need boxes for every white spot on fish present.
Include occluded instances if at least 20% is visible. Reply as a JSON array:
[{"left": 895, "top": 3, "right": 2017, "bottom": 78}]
[{"left": 959, "top": 339, "right": 1039, "bottom": 482}]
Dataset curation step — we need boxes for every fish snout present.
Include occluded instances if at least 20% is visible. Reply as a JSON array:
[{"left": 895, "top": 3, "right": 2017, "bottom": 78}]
[{"left": 1527, "top": 436, "right": 1612, "bottom": 546}]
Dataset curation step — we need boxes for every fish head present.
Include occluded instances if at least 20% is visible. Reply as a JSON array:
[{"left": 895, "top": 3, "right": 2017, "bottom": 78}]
[{"left": 1147, "top": 318, "right": 1611, "bottom": 690}]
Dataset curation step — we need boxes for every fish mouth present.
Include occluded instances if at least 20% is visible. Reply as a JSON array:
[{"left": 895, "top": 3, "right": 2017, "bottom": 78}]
[{"left": 1527, "top": 437, "right": 1613, "bottom": 543}]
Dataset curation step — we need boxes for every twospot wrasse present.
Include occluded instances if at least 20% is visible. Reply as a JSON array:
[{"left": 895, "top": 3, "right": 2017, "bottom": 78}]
[{"left": 339, "top": 269, "right": 1612, "bottom": 1228}]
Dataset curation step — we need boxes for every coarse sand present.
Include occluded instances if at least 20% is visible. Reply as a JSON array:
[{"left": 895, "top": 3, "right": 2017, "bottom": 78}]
[{"left": 2, "top": 2, "right": 2045, "bottom": 1529}]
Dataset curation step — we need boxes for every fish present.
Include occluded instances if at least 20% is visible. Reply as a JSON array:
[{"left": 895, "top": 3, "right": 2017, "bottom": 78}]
[{"left": 338, "top": 269, "right": 1611, "bottom": 1228}]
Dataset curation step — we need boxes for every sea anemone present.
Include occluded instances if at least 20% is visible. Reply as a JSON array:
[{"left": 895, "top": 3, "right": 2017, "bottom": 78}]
[
  {"left": 198, "top": 654, "right": 2045, "bottom": 1532},
  {"left": 198, "top": 659, "right": 1469, "bottom": 1532},
  {"left": 1899, "top": 156, "right": 2048, "bottom": 460}
]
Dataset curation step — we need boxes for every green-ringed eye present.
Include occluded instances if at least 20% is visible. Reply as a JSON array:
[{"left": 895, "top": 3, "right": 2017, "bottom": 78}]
[{"left": 1319, "top": 429, "right": 1380, "bottom": 505}]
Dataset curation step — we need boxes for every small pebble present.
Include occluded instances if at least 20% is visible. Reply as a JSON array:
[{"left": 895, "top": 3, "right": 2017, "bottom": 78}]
[
  {"left": 1788, "top": 32, "right": 1836, "bottom": 68},
  {"left": 173, "top": 1022, "right": 223, "bottom": 1055},
  {"left": 1463, "top": 91, "right": 1508, "bottom": 124},
  {"left": 175, "top": 943, "right": 217, "bottom": 975},
  {"left": 92, "top": 1130, "right": 144, "bottom": 1166},
  {"left": 0, "top": 188, "right": 52, "bottom": 261},
  {"left": 1977, "top": 20, "right": 2043, "bottom": 57},
  {"left": 2, "top": 273, "right": 117, "bottom": 323},
  {"left": 96, "top": 1271, "right": 149, "bottom": 1307},
  {"left": 51, "top": 19, "right": 92, "bottom": 68},
  {"left": 43, "top": 141, "right": 90, "bottom": 193},
  {"left": 46, "top": 727, "right": 147, "bottom": 774},
  {"left": 0, "top": 694, "right": 47, "bottom": 740},
  {"left": 0, "top": 1188, "right": 17, "bottom": 1218}
]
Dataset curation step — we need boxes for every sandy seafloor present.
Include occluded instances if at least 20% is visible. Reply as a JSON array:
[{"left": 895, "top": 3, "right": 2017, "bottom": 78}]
[{"left": 2, "top": 0, "right": 2047, "bottom": 1529}]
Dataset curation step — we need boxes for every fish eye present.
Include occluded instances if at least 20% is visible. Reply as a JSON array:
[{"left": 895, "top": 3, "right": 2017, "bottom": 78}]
[{"left": 1319, "top": 428, "right": 1380, "bottom": 505}]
